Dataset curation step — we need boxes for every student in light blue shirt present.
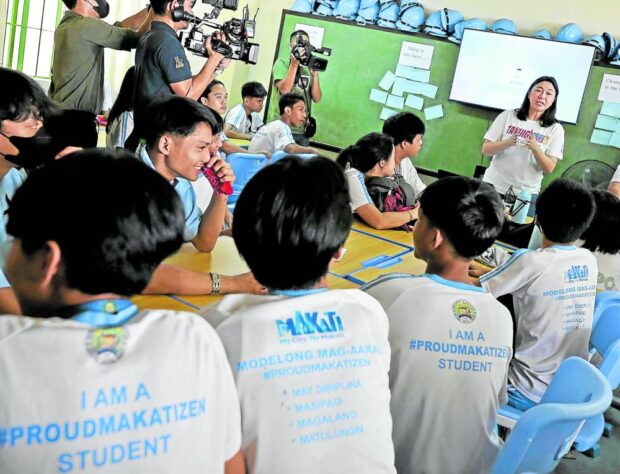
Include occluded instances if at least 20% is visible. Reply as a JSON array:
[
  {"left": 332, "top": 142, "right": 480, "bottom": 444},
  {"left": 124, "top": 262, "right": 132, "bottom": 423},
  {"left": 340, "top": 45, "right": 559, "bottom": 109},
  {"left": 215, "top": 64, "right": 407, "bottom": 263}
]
[{"left": 137, "top": 96, "right": 264, "bottom": 297}]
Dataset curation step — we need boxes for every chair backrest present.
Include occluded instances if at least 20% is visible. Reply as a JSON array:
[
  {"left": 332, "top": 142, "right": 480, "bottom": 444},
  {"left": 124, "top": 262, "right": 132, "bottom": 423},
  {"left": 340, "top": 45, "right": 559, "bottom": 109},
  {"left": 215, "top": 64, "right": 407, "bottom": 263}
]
[
  {"left": 492, "top": 357, "right": 612, "bottom": 474},
  {"left": 226, "top": 152, "right": 268, "bottom": 199},
  {"left": 590, "top": 291, "right": 620, "bottom": 388},
  {"left": 271, "top": 151, "right": 318, "bottom": 163}
]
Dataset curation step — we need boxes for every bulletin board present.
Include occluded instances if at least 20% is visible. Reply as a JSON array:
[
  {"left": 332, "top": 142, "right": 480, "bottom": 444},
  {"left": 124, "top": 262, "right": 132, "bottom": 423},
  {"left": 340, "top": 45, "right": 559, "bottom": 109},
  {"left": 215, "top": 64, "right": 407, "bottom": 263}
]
[{"left": 265, "top": 11, "right": 620, "bottom": 182}]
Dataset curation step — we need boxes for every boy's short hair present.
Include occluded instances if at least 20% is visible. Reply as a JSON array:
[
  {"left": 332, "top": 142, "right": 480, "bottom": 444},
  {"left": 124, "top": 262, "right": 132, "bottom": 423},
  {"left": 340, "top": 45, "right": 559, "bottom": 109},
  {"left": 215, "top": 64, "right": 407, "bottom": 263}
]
[
  {"left": 61, "top": 0, "right": 77, "bottom": 9},
  {"left": 6, "top": 150, "right": 185, "bottom": 295},
  {"left": 149, "top": 0, "right": 171, "bottom": 15},
  {"left": 382, "top": 112, "right": 425, "bottom": 144},
  {"left": 581, "top": 189, "right": 620, "bottom": 254},
  {"left": 0, "top": 67, "right": 55, "bottom": 123},
  {"left": 278, "top": 92, "right": 305, "bottom": 115},
  {"left": 536, "top": 178, "right": 595, "bottom": 244},
  {"left": 241, "top": 81, "right": 267, "bottom": 99},
  {"left": 419, "top": 177, "right": 504, "bottom": 259},
  {"left": 289, "top": 30, "right": 309, "bottom": 42},
  {"left": 233, "top": 156, "right": 352, "bottom": 289},
  {"left": 143, "top": 96, "right": 221, "bottom": 148}
]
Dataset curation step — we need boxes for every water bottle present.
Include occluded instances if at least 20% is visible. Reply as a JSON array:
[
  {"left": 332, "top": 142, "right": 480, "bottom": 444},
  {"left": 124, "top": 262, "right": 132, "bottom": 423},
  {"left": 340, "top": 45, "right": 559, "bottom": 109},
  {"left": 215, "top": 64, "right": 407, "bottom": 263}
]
[{"left": 511, "top": 190, "right": 531, "bottom": 224}]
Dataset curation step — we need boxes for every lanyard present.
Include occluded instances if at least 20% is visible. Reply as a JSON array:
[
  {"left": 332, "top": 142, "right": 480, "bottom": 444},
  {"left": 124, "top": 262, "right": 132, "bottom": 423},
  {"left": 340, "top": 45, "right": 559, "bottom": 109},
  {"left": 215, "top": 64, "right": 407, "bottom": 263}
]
[{"left": 69, "top": 299, "right": 138, "bottom": 328}]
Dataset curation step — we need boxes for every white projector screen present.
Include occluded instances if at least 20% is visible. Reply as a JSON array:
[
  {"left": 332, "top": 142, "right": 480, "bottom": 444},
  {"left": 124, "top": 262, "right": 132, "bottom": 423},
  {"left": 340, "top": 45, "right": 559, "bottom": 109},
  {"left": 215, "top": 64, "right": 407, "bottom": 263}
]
[{"left": 449, "top": 30, "right": 595, "bottom": 124}]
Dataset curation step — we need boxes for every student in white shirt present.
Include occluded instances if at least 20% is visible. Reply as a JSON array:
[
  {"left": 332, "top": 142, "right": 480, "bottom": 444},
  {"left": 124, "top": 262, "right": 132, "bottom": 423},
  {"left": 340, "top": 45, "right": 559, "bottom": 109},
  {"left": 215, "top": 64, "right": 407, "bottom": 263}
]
[
  {"left": 482, "top": 76, "right": 564, "bottom": 195},
  {"left": 224, "top": 81, "right": 267, "bottom": 140},
  {"left": 336, "top": 132, "right": 418, "bottom": 230},
  {"left": 0, "top": 150, "right": 244, "bottom": 474},
  {"left": 475, "top": 179, "right": 597, "bottom": 410},
  {"left": 609, "top": 164, "right": 620, "bottom": 198},
  {"left": 364, "top": 176, "right": 512, "bottom": 474},
  {"left": 581, "top": 189, "right": 620, "bottom": 292},
  {"left": 248, "top": 92, "right": 319, "bottom": 155},
  {"left": 206, "top": 156, "right": 396, "bottom": 474},
  {"left": 382, "top": 111, "right": 427, "bottom": 198},
  {"left": 139, "top": 96, "right": 264, "bottom": 297}
]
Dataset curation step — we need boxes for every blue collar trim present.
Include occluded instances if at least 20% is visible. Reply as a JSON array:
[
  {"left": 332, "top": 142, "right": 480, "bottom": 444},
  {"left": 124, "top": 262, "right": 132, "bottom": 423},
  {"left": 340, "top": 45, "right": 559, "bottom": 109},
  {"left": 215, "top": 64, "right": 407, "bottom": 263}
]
[
  {"left": 70, "top": 299, "right": 139, "bottom": 328},
  {"left": 551, "top": 245, "right": 577, "bottom": 251},
  {"left": 270, "top": 288, "right": 329, "bottom": 297},
  {"left": 425, "top": 274, "right": 486, "bottom": 293}
]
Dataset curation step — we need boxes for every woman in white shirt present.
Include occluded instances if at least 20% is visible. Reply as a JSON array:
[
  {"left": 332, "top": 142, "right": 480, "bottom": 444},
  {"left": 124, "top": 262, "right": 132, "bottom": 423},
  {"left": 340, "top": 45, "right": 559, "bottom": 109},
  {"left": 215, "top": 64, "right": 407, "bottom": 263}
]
[
  {"left": 482, "top": 76, "right": 565, "bottom": 196},
  {"left": 336, "top": 132, "right": 417, "bottom": 230}
]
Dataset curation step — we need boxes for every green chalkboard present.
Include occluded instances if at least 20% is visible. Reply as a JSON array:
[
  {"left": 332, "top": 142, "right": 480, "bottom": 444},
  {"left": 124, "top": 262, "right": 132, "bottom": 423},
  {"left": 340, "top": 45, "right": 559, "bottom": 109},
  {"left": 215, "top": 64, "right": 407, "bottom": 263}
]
[{"left": 266, "top": 11, "right": 620, "bottom": 181}]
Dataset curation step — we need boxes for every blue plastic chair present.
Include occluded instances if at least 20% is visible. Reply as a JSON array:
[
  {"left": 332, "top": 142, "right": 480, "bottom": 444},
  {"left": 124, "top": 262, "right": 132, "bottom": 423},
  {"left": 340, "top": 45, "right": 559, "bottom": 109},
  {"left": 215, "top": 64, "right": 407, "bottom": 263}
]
[
  {"left": 270, "top": 151, "right": 318, "bottom": 162},
  {"left": 492, "top": 357, "right": 612, "bottom": 474},
  {"left": 226, "top": 153, "right": 268, "bottom": 205},
  {"left": 573, "top": 291, "right": 620, "bottom": 455}
]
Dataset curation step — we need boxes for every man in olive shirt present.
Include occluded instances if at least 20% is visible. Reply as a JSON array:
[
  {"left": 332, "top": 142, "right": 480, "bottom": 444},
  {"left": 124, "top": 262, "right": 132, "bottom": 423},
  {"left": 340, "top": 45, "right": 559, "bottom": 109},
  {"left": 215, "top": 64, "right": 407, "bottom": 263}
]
[
  {"left": 50, "top": 0, "right": 151, "bottom": 144},
  {"left": 270, "top": 30, "right": 323, "bottom": 146}
]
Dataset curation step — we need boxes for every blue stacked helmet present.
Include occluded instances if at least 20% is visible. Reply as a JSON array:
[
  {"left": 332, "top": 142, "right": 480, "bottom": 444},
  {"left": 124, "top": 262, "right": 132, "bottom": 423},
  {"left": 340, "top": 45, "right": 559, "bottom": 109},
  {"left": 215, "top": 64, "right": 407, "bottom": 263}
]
[
  {"left": 583, "top": 35, "right": 607, "bottom": 62},
  {"left": 377, "top": 0, "right": 400, "bottom": 29},
  {"left": 356, "top": 0, "right": 380, "bottom": 25},
  {"left": 491, "top": 18, "right": 517, "bottom": 35},
  {"left": 603, "top": 32, "right": 619, "bottom": 61},
  {"left": 424, "top": 8, "right": 463, "bottom": 37},
  {"left": 333, "top": 0, "right": 360, "bottom": 20},
  {"left": 532, "top": 29, "right": 552, "bottom": 40},
  {"left": 556, "top": 23, "right": 583, "bottom": 43},
  {"left": 395, "top": 1, "right": 425, "bottom": 32},
  {"left": 314, "top": 0, "right": 337, "bottom": 16},
  {"left": 448, "top": 18, "right": 487, "bottom": 44},
  {"left": 291, "top": 0, "right": 315, "bottom": 13}
]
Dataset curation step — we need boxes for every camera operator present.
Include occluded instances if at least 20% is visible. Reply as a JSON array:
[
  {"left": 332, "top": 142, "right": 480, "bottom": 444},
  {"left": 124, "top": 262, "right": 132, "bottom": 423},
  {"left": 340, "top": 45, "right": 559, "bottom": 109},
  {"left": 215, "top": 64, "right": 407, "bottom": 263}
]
[
  {"left": 130, "top": 0, "right": 232, "bottom": 151},
  {"left": 49, "top": 0, "right": 152, "bottom": 147},
  {"left": 272, "top": 30, "right": 322, "bottom": 146}
]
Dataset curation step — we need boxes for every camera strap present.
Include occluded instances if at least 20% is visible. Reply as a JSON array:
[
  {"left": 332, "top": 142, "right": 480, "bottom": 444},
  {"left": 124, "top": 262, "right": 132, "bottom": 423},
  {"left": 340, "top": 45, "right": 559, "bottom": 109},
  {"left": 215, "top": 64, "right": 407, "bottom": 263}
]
[{"left": 295, "top": 65, "right": 312, "bottom": 119}]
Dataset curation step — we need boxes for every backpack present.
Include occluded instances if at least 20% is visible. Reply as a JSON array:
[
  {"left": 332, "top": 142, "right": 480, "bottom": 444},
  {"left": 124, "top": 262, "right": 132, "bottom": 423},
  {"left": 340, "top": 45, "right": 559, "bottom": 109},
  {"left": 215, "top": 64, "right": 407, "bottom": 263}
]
[{"left": 364, "top": 174, "right": 417, "bottom": 229}]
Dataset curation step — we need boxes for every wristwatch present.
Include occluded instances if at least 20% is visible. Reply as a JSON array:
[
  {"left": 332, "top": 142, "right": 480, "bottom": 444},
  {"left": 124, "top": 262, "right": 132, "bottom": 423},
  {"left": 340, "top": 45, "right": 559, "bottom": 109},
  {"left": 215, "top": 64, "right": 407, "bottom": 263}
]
[{"left": 210, "top": 272, "right": 221, "bottom": 295}]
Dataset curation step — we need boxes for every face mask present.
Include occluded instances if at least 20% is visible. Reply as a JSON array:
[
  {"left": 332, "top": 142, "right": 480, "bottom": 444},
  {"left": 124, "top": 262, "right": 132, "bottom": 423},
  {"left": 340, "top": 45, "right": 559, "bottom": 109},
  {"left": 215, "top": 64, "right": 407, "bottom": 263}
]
[
  {"left": 2, "top": 129, "right": 62, "bottom": 170},
  {"left": 86, "top": 0, "right": 110, "bottom": 19}
]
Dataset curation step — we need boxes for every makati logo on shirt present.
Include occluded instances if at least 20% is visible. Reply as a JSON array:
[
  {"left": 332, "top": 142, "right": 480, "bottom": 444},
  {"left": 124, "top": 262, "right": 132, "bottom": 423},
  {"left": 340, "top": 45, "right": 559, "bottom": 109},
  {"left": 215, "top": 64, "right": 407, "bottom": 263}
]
[
  {"left": 86, "top": 327, "right": 126, "bottom": 364},
  {"left": 452, "top": 300, "right": 477, "bottom": 324},
  {"left": 564, "top": 265, "right": 589, "bottom": 283},
  {"left": 276, "top": 310, "right": 345, "bottom": 344}
]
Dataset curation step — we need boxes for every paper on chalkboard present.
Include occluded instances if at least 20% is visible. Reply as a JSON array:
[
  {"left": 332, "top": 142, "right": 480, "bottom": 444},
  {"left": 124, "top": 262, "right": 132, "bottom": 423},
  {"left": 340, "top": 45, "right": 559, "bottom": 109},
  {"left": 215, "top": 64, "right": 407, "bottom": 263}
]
[
  {"left": 424, "top": 105, "right": 444, "bottom": 120},
  {"left": 379, "top": 71, "right": 396, "bottom": 91},
  {"left": 395, "top": 64, "right": 431, "bottom": 83},
  {"left": 420, "top": 84, "right": 438, "bottom": 99},
  {"left": 601, "top": 102, "right": 620, "bottom": 119},
  {"left": 380, "top": 107, "right": 398, "bottom": 121},
  {"left": 405, "top": 94, "right": 424, "bottom": 110},
  {"left": 610, "top": 132, "right": 620, "bottom": 148},
  {"left": 590, "top": 129, "right": 612, "bottom": 146},
  {"left": 370, "top": 88, "right": 388, "bottom": 104},
  {"left": 595, "top": 114, "right": 619, "bottom": 132},
  {"left": 386, "top": 95, "right": 405, "bottom": 110},
  {"left": 393, "top": 78, "right": 426, "bottom": 97}
]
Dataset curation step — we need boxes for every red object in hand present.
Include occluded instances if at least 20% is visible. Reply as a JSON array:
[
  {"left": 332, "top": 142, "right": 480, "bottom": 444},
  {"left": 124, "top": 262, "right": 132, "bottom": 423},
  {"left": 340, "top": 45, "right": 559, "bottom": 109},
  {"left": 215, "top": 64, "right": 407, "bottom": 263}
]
[{"left": 202, "top": 165, "right": 233, "bottom": 196}]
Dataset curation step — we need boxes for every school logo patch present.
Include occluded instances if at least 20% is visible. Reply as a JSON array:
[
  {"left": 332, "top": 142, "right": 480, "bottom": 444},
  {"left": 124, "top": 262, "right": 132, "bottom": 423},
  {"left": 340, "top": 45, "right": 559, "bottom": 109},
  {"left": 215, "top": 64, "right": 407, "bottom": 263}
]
[
  {"left": 86, "top": 327, "right": 126, "bottom": 364},
  {"left": 174, "top": 56, "right": 185, "bottom": 69},
  {"left": 452, "top": 300, "right": 477, "bottom": 324}
]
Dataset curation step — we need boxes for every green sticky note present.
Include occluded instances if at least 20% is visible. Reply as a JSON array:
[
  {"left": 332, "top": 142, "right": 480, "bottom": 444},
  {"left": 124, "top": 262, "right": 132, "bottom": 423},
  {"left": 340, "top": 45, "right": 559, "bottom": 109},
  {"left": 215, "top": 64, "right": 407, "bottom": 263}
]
[
  {"left": 424, "top": 104, "right": 444, "bottom": 120},
  {"left": 369, "top": 88, "right": 388, "bottom": 104},
  {"left": 590, "top": 129, "right": 612, "bottom": 145},
  {"left": 379, "top": 71, "right": 396, "bottom": 91},
  {"left": 595, "top": 114, "right": 618, "bottom": 131},
  {"left": 610, "top": 132, "right": 620, "bottom": 148},
  {"left": 386, "top": 95, "right": 405, "bottom": 110},
  {"left": 405, "top": 94, "right": 424, "bottom": 110},
  {"left": 601, "top": 102, "right": 620, "bottom": 119},
  {"left": 380, "top": 107, "right": 398, "bottom": 121}
]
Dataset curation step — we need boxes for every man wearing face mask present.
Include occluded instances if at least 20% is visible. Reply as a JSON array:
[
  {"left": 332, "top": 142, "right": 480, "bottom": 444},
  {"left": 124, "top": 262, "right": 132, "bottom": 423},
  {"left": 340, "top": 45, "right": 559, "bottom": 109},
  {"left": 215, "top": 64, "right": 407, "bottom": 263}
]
[{"left": 49, "top": 0, "right": 152, "bottom": 146}]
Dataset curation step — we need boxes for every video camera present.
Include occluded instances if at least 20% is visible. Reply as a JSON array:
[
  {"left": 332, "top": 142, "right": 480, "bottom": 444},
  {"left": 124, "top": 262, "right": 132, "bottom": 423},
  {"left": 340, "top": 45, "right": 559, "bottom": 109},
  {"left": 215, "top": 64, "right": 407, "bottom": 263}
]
[
  {"left": 291, "top": 33, "right": 332, "bottom": 72},
  {"left": 173, "top": 0, "right": 259, "bottom": 65}
]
